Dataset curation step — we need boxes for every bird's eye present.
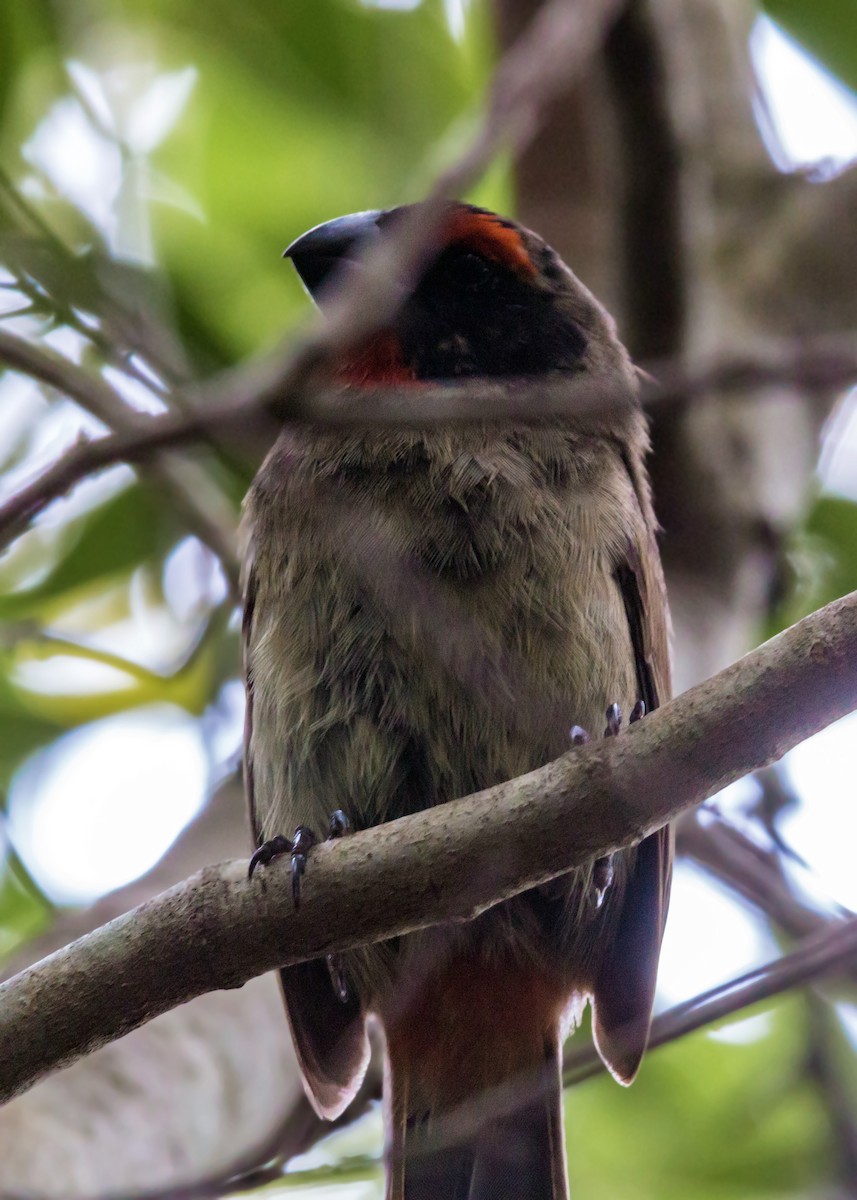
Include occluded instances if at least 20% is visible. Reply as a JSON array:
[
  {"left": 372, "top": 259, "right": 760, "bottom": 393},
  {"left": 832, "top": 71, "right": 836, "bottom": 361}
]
[{"left": 452, "top": 252, "right": 491, "bottom": 290}]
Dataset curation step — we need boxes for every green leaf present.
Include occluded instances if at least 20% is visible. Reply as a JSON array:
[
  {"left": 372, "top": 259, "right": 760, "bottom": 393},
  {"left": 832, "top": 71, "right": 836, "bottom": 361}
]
[
  {"left": 768, "top": 494, "right": 857, "bottom": 635},
  {"left": 0, "top": 1, "right": 63, "bottom": 157},
  {"left": 0, "top": 707, "right": 63, "bottom": 795},
  {"left": 762, "top": 1, "right": 857, "bottom": 98},
  {"left": 0, "top": 858, "right": 52, "bottom": 966},
  {"left": 567, "top": 998, "right": 829, "bottom": 1198},
  {"left": 0, "top": 483, "right": 176, "bottom": 621}
]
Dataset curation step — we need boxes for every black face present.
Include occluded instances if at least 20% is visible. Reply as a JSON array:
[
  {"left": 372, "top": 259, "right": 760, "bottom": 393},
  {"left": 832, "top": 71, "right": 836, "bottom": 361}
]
[
  {"left": 284, "top": 206, "right": 588, "bottom": 380},
  {"left": 395, "top": 243, "right": 588, "bottom": 380}
]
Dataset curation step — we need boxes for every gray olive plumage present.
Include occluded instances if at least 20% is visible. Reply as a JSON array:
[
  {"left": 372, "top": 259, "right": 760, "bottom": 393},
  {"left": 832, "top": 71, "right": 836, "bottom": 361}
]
[{"left": 241, "top": 204, "right": 673, "bottom": 1200}]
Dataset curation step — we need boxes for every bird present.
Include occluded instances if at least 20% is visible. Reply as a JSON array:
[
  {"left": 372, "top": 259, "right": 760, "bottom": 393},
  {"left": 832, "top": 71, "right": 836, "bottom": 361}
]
[{"left": 241, "top": 201, "right": 673, "bottom": 1200}]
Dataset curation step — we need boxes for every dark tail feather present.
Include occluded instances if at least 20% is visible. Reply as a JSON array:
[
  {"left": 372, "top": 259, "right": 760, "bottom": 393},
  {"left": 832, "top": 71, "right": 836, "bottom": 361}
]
[
  {"left": 387, "top": 1038, "right": 568, "bottom": 1200},
  {"left": 467, "top": 1070, "right": 568, "bottom": 1200},
  {"left": 279, "top": 961, "right": 368, "bottom": 1119},
  {"left": 592, "top": 826, "right": 672, "bottom": 1084}
]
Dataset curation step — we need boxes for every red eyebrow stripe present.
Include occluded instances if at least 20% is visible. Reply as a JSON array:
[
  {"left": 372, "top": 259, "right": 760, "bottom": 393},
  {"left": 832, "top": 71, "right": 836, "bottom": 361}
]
[{"left": 444, "top": 209, "right": 536, "bottom": 276}]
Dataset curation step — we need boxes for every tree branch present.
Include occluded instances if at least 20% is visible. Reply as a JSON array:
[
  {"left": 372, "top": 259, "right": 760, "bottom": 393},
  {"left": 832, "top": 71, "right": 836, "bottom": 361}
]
[
  {"left": 1, "top": 0, "right": 627, "bottom": 577},
  {"left": 0, "top": 327, "right": 240, "bottom": 593},
  {"left": 88, "top": 910, "right": 857, "bottom": 1200},
  {"left": 803, "top": 994, "right": 857, "bottom": 1194},
  {"left": 679, "top": 811, "right": 851, "bottom": 945},
  {"left": 1, "top": 332, "right": 856, "bottom": 555},
  {"left": 1, "top": 588, "right": 856, "bottom": 1106}
]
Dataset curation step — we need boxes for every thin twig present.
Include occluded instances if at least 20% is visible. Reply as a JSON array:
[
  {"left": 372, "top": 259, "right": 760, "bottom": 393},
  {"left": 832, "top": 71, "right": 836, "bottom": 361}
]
[
  {"left": 563, "top": 916, "right": 857, "bottom": 1086},
  {"left": 0, "top": 325, "right": 138, "bottom": 420},
  {"left": 43, "top": 915, "right": 857, "bottom": 1200},
  {"left": 0, "top": 326, "right": 240, "bottom": 589},
  {"left": 0, "top": 166, "right": 175, "bottom": 395},
  {"left": 2, "top": 333, "right": 857, "bottom": 554},
  {"left": 678, "top": 811, "right": 854, "bottom": 945},
  {"left": 0, "top": 0, "right": 630, "bottom": 576},
  {"left": 804, "top": 994, "right": 857, "bottom": 1194}
]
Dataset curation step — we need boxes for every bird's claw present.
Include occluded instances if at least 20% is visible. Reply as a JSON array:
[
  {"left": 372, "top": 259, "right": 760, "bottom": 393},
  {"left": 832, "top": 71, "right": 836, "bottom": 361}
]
[
  {"left": 605, "top": 699, "right": 647, "bottom": 738},
  {"left": 327, "top": 809, "right": 350, "bottom": 839},
  {"left": 289, "top": 825, "right": 318, "bottom": 908},
  {"left": 570, "top": 701, "right": 647, "bottom": 908},
  {"left": 249, "top": 811, "right": 352, "bottom": 910},
  {"left": 592, "top": 855, "right": 614, "bottom": 909},
  {"left": 327, "top": 953, "right": 350, "bottom": 1003},
  {"left": 570, "top": 700, "right": 646, "bottom": 748},
  {"left": 248, "top": 834, "right": 292, "bottom": 879}
]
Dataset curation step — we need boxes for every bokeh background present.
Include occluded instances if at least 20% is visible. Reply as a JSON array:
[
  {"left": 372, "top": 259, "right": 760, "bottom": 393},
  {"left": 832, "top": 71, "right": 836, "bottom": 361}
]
[{"left": 1, "top": 0, "right": 857, "bottom": 1196}]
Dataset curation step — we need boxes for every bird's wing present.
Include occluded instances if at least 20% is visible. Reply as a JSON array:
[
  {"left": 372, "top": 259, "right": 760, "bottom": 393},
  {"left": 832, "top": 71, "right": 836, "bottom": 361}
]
[
  {"left": 591, "top": 471, "right": 674, "bottom": 1085},
  {"left": 242, "top": 554, "right": 369, "bottom": 1120}
]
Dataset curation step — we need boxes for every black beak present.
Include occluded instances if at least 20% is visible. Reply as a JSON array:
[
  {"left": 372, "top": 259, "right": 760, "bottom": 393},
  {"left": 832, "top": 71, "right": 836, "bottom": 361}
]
[{"left": 283, "top": 210, "right": 384, "bottom": 301}]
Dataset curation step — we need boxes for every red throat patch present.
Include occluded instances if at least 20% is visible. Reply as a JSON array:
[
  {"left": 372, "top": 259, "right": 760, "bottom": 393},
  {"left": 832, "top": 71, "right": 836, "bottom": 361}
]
[
  {"left": 339, "top": 330, "right": 417, "bottom": 385},
  {"left": 445, "top": 208, "right": 537, "bottom": 277}
]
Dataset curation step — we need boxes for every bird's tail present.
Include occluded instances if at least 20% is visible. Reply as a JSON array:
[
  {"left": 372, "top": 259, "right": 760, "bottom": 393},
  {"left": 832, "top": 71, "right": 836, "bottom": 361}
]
[{"left": 382, "top": 955, "right": 569, "bottom": 1200}]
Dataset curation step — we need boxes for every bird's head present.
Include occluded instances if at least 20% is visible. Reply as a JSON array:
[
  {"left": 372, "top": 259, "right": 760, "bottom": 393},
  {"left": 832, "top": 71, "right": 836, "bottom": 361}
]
[{"left": 284, "top": 202, "right": 632, "bottom": 388}]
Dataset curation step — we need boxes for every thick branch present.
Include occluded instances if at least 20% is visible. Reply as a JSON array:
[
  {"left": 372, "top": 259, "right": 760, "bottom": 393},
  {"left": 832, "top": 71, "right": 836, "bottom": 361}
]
[{"left": 1, "top": 589, "right": 856, "bottom": 1105}]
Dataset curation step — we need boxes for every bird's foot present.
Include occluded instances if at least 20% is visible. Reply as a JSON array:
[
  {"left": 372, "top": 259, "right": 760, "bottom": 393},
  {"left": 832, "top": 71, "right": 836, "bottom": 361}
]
[
  {"left": 326, "top": 954, "right": 350, "bottom": 1003},
  {"left": 247, "top": 834, "right": 292, "bottom": 878},
  {"left": 603, "top": 699, "right": 646, "bottom": 738},
  {"left": 288, "top": 825, "right": 319, "bottom": 909},
  {"left": 592, "top": 856, "right": 614, "bottom": 908},
  {"left": 326, "top": 808, "right": 350, "bottom": 839},
  {"left": 569, "top": 698, "right": 645, "bottom": 747},
  {"left": 573, "top": 701, "right": 647, "bottom": 908},
  {"left": 248, "top": 809, "right": 351, "bottom": 909}
]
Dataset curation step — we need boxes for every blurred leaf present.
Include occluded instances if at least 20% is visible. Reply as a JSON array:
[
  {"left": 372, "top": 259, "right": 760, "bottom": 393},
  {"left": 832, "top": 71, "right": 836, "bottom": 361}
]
[
  {"left": 805, "top": 495, "right": 857, "bottom": 596},
  {"left": 567, "top": 999, "right": 829, "bottom": 1199},
  {"left": 135, "top": 0, "right": 494, "bottom": 356},
  {"left": 0, "top": 707, "right": 63, "bottom": 794},
  {"left": 0, "top": 1, "right": 63, "bottom": 156},
  {"left": 763, "top": 1, "right": 857, "bottom": 98},
  {"left": 0, "top": 856, "right": 52, "bottom": 964},
  {"left": 6, "top": 637, "right": 218, "bottom": 726},
  {"left": 0, "top": 483, "right": 176, "bottom": 621},
  {"left": 0, "top": 231, "right": 190, "bottom": 381},
  {"left": 10, "top": 625, "right": 217, "bottom": 714},
  {"left": 768, "top": 494, "right": 857, "bottom": 635}
]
